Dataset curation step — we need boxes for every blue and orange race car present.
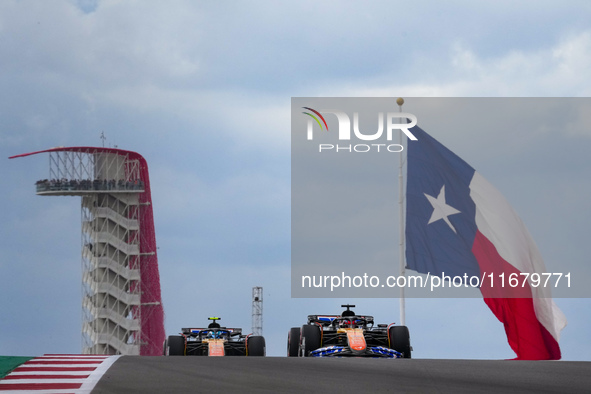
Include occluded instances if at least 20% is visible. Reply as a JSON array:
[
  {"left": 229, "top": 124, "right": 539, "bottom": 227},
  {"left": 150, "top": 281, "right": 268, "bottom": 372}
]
[
  {"left": 287, "top": 305, "right": 411, "bottom": 358},
  {"left": 164, "top": 317, "right": 265, "bottom": 357}
]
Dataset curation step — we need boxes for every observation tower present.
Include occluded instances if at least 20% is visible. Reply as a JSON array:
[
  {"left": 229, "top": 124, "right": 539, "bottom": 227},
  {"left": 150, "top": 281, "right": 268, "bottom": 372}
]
[{"left": 10, "top": 147, "right": 165, "bottom": 356}]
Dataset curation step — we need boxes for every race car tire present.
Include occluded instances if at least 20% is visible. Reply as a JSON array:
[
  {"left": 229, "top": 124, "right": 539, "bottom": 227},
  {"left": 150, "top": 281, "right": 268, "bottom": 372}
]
[
  {"left": 389, "top": 325, "right": 411, "bottom": 358},
  {"left": 247, "top": 336, "right": 266, "bottom": 356},
  {"left": 162, "top": 339, "right": 168, "bottom": 355},
  {"left": 300, "top": 324, "right": 321, "bottom": 357},
  {"left": 287, "top": 327, "right": 301, "bottom": 357},
  {"left": 167, "top": 335, "right": 186, "bottom": 356}
]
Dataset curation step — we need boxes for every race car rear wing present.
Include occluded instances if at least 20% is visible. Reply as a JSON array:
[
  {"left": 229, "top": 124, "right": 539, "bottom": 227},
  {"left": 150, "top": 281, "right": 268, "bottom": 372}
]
[
  {"left": 181, "top": 327, "right": 243, "bottom": 336},
  {"left": 307, "top": 315, "right": 374, "bottom": 326}
]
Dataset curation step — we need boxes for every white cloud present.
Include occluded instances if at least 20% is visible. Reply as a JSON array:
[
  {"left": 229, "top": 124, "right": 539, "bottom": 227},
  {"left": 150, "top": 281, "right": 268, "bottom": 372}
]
[{"left": 323, "top": 30, "right": 591, "bottom": 97}]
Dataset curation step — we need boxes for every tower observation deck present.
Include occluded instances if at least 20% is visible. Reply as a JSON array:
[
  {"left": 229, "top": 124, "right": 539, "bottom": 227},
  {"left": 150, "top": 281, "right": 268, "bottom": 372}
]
[{"left": 10, "top": 147, "right": 165, "bottom": 356}]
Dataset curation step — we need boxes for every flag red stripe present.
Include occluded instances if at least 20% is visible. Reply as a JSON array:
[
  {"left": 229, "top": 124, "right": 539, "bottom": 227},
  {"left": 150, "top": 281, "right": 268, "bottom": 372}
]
[{"left": 472, "top": 230, "right": 561, "bottom": 360}]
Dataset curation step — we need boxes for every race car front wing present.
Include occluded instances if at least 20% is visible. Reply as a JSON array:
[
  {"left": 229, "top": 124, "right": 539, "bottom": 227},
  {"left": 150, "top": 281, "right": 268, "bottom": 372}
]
[{"left": 309, "top": 345, "right": 403, "bottom": 358}]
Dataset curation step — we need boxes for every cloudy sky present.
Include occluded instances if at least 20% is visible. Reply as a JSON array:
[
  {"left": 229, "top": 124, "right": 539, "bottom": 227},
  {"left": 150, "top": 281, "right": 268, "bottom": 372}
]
[{"left": 1, "top": 0, "right": 590, "bottom": 360}]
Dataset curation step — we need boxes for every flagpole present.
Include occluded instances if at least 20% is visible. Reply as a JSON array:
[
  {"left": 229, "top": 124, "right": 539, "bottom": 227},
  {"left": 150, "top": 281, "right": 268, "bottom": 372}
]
[{"left": 397, "top": 97, "right": 406, "bottom": 326}]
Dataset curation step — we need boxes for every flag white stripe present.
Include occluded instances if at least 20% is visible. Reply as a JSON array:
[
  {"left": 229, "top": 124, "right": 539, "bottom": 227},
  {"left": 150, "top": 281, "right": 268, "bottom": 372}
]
[{"left": 469, "top": 171, "right": 567, "bottom": 341}]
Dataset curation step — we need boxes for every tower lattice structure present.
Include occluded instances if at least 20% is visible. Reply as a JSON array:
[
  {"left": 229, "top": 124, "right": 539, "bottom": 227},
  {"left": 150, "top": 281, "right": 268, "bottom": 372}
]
[
  {"left": 252, "top": 286, "right": 263, "bottom": 336},
  {"left": 11, "top": 147, "right": 165, "bottom": 356}
]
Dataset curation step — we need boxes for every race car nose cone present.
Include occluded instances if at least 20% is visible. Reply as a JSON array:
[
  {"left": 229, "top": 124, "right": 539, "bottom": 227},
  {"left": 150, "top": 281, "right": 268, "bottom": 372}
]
[{"left": 346, "top": 329, "right": 367, "bottom": 353}]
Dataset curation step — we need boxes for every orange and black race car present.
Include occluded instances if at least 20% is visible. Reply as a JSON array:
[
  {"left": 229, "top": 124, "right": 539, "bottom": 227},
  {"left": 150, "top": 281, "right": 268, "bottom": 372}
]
[
  {"left": 287, "top": 305, "right": 411, "bottom": 358},
  {"left": 164, "top": 317, "right": 265, "bottom": 357}
]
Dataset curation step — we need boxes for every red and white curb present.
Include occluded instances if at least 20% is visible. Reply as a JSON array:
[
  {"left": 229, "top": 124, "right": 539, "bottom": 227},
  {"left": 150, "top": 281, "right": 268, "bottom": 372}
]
[{"left": 0, "top": 354, "right": 120, "bottom": 393}]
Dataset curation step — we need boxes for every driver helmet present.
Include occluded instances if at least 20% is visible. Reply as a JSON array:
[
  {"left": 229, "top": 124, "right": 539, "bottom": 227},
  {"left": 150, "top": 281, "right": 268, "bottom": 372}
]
[{"left": 340, "top": 319, "right": 351, "bottom": 328}]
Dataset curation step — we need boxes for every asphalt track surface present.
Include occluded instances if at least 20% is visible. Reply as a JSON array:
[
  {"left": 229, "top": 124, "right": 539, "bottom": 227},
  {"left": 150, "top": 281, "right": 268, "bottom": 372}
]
[{"left": 92, "top": 356, "right": 591, "bottom": 393}]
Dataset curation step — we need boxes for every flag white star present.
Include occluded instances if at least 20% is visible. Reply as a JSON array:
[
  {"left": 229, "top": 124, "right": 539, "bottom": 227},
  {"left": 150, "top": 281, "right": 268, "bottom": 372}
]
[{"left": 424, "top": 185, "right": 461, "bottom": 233}]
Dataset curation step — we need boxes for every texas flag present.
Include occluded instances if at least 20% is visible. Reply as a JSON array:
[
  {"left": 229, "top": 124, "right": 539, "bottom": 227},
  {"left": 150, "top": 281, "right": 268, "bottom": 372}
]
[{"left": 405, "top": 125, "right": 567, "bottom": 360}]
